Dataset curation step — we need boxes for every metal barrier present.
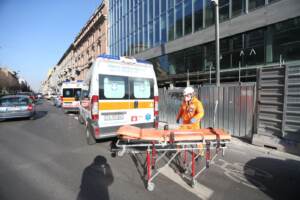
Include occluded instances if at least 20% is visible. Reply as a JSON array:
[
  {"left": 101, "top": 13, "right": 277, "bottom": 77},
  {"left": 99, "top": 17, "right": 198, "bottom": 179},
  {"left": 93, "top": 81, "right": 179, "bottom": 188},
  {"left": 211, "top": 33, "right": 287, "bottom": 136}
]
[
  {"left": 158, "top": 83, "right": 256, "bottom": 139},
  {"left": 256, "top": 64, "right": 300, "bottom": 142}
]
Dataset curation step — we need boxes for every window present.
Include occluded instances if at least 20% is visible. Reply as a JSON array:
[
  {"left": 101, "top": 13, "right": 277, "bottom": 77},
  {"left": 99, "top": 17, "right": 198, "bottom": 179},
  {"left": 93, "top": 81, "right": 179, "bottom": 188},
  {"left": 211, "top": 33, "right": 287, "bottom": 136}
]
[
  {"left": 205, "top": 0, "right": 214, "bottom": 27},
  {"left": 161, "top": 0, "right": 167, "bottom": 13},
  {"left": 219, "top": 0, "right": 229, "bottom": 22},
  {"left": 175, "top": 3, "right": 183, "bottom": 38},
  {"left": 139, "top": 28, "right": 143, "bottom": 51},
  {"left": 143, "top": 0, "right": 148, "bottom": 25},
  {"left": 273, "top": 17, "right": 300, "bottom": 62},
  {"left": 134, "top": 31, "right": 138, "bottom": 53},
  {"left": 161, "top": 13, "right": 167, "bottom": 43},
  {"left": 194, "top": 0, "right": 203, "bottom": 31},
  {"left": 244, "top": 29, "right": 265, "bottom": 66},
  {"left": 149, "top": 20, "right": 154, "bottom": 48},
  {"left": 63, "top": 89, "right": 74, "bottom": 97},
  {"left": 0, "top": 97, "right": 29, "bottom": 107},
  {"left": 220, "top": 39, "right": 231, "bottom": 69},
  {"left": 184, "top": 0, "right": 192, "bottom": 35},
  {"left": 169, "top": 51, "right": 185, "bottom": 74},
  {"left": 154, "top": 17, "right": 160, "bottom": 45},
  {"left": 168, "top": 9, "right": 175, "bottom": 41},
  {"left": 143, "top": 25, "right": 148, "bottom": 49},
  {"left": 184, "top": 46, "right": 204, "bottom": 72},
  {"left": 100, "top": 75, "right": 128, "bottom": 99},
  {"left": 139, "top": 2, "right": 143, "bottom": 27},
  {"left": 74, "top": 89, "right": 82, "bottom": 98},
  {"left": 155, "top": 0, "right": 160, "bottom": 16},
  {"left": 132, "top": 79, "right": 153, "bottom": 99},
  {"left": 81, "top": 90, "right": 89, "bottom": 99},
  {"left": 168, "top": 0, "right": 174, "bottom": 9},
  {"left": 149, "top": 0, "right": 153, "bottom": 20},
  {"left": 248, "top": 0, "right": 265, "bottom": 11},
  {"left": 231, "top": 0, "right": 245, "bottom": 17}
]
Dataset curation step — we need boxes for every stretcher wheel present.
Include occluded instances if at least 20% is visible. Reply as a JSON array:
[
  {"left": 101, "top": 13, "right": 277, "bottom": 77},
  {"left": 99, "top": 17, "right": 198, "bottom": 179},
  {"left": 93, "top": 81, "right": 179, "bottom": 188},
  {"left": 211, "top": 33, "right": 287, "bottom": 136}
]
[
  {"left": 147, "top": 182, "right": 155, "bottom": 191},
  {"left": 191, "top": 179, "right": 197, "bottom": 188},
  {"left": 111, "top": 152, "right": 116, "bottom": 158}
]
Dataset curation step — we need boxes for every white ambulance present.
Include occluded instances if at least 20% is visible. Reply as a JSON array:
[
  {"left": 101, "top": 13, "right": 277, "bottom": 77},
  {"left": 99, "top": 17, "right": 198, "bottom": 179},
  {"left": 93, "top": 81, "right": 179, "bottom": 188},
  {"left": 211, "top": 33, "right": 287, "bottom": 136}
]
[
  {"left": 78, "top": 54, "right": 159, "bottom": 144},
  {"left": 61, "top": 80, "right": 85, "bottom": 113}
]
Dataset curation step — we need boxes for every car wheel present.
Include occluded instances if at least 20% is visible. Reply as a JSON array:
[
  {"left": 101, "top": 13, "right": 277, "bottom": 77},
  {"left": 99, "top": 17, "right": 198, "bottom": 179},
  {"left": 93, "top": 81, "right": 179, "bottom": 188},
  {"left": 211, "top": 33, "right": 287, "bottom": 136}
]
[{"left": 86, "top": 127, "right": 96, "bottom": 145}]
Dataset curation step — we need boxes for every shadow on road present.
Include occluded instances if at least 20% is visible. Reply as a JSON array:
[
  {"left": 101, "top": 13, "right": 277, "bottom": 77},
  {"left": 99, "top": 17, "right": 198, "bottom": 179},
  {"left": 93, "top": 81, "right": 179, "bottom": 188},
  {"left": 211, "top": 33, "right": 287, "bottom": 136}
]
[
  {"left": 77, "top": 156, "right": 114, "bottom": 200},
  {"left": 245, "top": 157, "right": 300, "bottom": 199},
  {"left": 130, "top": 153, "right": 147, "bottom": 188},
  {"left": 33, "top": 111, "right": 48, "bottom": 120}
]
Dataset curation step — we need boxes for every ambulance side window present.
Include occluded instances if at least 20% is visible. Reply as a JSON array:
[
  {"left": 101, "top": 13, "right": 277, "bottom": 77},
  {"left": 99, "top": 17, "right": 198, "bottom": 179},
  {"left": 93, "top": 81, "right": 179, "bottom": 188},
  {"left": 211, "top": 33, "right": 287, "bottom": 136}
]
[
  {"left": 99, "top": 75, "right": 129, "bottom": 99},
  {"left": 130, "top": 78, "right": 154, "bottom": 99}
]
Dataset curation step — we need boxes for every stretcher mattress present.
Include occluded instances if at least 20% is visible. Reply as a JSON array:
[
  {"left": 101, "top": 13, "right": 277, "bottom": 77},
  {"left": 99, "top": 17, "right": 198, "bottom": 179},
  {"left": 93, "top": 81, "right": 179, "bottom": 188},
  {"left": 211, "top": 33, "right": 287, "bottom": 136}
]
[{"left": 117, "top": 125, "right": 231, "bottom": 142}]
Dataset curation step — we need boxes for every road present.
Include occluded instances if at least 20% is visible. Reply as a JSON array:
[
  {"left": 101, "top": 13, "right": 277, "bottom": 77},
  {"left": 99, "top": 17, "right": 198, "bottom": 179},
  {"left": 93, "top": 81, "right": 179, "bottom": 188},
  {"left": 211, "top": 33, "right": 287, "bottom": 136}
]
[{"left": 0, "top": 100, "right": 300, "bottom": 200}]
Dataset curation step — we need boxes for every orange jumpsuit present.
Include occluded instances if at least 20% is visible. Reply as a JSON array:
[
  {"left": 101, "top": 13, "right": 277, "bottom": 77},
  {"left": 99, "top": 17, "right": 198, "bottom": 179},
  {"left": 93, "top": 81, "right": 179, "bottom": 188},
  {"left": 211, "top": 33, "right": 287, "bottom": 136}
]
[{"left": 176, "top": 96, "right": 204, "bottom": 129}]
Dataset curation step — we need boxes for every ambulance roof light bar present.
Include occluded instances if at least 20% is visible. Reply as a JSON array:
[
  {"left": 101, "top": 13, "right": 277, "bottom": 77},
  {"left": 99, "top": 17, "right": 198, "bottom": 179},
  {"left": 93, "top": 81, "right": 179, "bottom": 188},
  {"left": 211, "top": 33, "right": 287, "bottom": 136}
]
[{"left": 98, "top": 54, "right": 150, "bottom": 65}]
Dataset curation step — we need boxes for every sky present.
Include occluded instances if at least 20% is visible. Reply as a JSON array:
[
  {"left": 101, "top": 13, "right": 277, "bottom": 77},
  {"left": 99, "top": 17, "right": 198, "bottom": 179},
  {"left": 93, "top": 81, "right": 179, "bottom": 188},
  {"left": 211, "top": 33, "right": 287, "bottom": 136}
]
[{"left": 0, "top": 0, "right": 102, "bottom": 91}]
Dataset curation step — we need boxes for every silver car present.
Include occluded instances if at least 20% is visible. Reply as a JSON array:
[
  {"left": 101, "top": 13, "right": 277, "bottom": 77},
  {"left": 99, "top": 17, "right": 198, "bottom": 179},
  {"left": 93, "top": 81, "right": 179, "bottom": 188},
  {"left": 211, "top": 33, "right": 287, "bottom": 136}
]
[{"left": 0, "top": 95, "right": 36, "bottom": 120}]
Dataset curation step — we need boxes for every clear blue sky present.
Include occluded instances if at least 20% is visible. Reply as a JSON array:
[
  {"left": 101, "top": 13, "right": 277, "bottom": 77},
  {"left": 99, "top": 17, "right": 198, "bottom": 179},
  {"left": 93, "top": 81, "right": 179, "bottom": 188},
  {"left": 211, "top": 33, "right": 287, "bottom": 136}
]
[{"left": 0, "top": 0, "right": 102, "bottom": 91}]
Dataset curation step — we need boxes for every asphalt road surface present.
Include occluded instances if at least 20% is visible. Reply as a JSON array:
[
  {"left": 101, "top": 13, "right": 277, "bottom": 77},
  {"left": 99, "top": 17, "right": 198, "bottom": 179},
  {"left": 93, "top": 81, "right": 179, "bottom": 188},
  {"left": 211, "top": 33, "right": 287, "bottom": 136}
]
[{"left": 1, "top": 100, "right": 300, "bottom": 200}]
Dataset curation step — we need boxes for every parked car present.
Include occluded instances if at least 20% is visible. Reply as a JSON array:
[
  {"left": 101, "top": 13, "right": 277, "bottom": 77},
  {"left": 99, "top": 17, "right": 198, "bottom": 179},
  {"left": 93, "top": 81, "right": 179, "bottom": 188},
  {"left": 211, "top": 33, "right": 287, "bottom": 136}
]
[
  {"left": 0, "top": 95, "right": 36, "bottom": 120},
  {"left": 17, "top": 92, "right": 36, "bottom": 102}
]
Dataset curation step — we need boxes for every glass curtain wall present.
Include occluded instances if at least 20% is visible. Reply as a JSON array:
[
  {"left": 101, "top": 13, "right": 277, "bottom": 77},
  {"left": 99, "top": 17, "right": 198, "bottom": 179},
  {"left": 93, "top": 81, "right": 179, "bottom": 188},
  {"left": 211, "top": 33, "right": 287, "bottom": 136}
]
[
  {"left": 150, "top": 17, "right": 300, "bottom": 82},
  {"left": 109, "top": 0, "right": 282, "bottom": 56}
]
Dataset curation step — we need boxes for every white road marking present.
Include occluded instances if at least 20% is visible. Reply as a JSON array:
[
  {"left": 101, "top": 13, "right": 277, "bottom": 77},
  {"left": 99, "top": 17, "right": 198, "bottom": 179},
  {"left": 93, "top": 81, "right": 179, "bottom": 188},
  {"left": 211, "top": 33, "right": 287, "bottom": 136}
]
[{"left": 160, "top": 165, "right": 214, "bottom": 200}]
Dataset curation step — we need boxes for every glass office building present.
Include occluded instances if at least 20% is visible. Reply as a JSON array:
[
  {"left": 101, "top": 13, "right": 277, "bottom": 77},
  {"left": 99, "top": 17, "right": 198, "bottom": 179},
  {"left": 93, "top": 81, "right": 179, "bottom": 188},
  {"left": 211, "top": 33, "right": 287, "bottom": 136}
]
[{"left": 109, "top": 0, "right": 300, "bottom": 86}]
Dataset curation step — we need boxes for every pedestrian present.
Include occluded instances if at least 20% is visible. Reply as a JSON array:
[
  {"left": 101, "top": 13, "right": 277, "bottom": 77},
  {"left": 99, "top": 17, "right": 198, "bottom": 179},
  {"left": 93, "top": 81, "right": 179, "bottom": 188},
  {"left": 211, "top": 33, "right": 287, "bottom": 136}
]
[{"left": 176, "top": 86, "right": 204, "bottom": 129}]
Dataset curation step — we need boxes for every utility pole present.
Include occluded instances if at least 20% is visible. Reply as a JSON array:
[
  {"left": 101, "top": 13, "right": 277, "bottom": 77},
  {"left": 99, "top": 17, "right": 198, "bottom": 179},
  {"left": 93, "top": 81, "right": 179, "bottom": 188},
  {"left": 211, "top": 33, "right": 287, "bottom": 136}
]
[{"left": 212, "top": 0, "right": 220, "bottom": 87}]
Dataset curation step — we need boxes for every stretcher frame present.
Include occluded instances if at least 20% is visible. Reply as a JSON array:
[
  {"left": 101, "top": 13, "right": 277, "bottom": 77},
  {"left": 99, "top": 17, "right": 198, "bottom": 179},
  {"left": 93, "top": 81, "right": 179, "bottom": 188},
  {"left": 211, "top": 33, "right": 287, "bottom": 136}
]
[{"left": 112, "top": 135, "right": 230, "bottom": 191}]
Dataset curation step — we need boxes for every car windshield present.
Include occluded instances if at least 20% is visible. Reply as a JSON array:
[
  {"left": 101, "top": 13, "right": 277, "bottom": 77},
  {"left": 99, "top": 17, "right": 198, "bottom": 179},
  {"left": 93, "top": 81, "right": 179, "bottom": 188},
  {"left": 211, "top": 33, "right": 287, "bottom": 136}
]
[{"left": 0, "top": 97, "right": 30, "bottom": 107}]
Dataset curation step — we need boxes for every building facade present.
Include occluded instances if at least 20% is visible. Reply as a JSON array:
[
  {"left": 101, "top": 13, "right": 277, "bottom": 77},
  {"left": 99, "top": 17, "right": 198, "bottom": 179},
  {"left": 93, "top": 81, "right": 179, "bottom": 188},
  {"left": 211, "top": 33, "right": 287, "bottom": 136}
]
[
  {"left": 0, "top": 68, "right": 20, "bottom": 94},
  {"left": 41, "top": 0, "right": 108, "bottom": 93},
  {"left": 108, "top": 0, "right": 300, "bottom": 87}
]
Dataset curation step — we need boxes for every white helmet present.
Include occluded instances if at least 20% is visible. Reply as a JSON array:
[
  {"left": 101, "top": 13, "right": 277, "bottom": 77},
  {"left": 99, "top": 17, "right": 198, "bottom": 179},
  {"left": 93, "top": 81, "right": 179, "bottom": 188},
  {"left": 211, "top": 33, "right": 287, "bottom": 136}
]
[{"left": 183, "top": 87, "right": 194, "bottom": 96}]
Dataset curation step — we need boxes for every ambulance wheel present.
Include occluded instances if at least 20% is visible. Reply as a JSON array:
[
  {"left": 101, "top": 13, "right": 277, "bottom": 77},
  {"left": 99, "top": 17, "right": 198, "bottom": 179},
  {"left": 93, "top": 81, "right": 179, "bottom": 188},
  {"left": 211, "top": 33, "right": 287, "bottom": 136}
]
[
  {"left": 147, "top": 182, "right": 155, "bottom": 191},
  {"left": 86, "top": 127, "right": 96, "bottom": 145}
]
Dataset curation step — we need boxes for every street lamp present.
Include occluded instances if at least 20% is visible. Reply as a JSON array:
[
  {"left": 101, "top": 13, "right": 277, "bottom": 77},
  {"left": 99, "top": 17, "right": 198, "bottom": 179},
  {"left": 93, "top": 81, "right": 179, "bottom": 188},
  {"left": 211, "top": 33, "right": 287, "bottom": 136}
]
[{"left": 211, "top": 0, "right": 220, "bottom": 87}]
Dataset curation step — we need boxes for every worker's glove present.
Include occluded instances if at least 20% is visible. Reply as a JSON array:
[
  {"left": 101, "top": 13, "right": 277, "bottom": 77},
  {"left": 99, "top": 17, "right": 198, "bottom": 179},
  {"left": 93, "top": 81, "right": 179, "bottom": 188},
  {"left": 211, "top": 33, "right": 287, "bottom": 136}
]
[{"left": 190, "top": 118, "right": 197, "bottom": 123}]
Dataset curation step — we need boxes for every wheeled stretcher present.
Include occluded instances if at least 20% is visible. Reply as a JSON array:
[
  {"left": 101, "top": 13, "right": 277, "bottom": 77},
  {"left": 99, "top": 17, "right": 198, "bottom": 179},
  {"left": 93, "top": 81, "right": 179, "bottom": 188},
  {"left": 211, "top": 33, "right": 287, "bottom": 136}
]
[{"left": 112, "top": 125, "right": 231, "bottom": 191}]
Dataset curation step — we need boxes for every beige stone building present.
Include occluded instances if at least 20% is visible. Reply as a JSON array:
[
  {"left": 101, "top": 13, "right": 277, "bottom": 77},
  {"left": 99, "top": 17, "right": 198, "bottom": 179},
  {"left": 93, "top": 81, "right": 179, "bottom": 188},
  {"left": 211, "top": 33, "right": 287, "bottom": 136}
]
[
  {"left": 41, "top": 0, "right": 108, "bottom": 93},
  {"left": 0, "top": 67, "right": 20, "bottom": 94}
]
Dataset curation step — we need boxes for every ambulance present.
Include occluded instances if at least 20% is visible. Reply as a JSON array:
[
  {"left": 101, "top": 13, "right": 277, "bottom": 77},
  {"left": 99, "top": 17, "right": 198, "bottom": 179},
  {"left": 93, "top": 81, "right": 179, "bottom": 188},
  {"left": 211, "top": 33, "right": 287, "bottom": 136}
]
[
  {"left": 78, "top": 54, "right": 159, "bottom": 144},
  {"left": 61, "top": 80, "right": 85, "bottom": 113}
]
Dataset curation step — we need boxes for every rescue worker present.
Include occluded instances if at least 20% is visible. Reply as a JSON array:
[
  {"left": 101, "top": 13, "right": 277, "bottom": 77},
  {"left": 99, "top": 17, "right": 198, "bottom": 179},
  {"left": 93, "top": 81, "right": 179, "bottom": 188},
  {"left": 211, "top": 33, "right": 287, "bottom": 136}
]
[{"left": 176, "top": 86, "right": 204, "bottom": 129}]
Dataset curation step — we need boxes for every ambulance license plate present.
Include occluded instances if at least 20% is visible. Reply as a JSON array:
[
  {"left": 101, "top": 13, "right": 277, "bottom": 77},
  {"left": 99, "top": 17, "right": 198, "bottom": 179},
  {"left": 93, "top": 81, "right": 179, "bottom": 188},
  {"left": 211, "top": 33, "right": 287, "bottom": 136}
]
[{"left": 104, "top": 113, "right": 124, "bottom": 121}]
